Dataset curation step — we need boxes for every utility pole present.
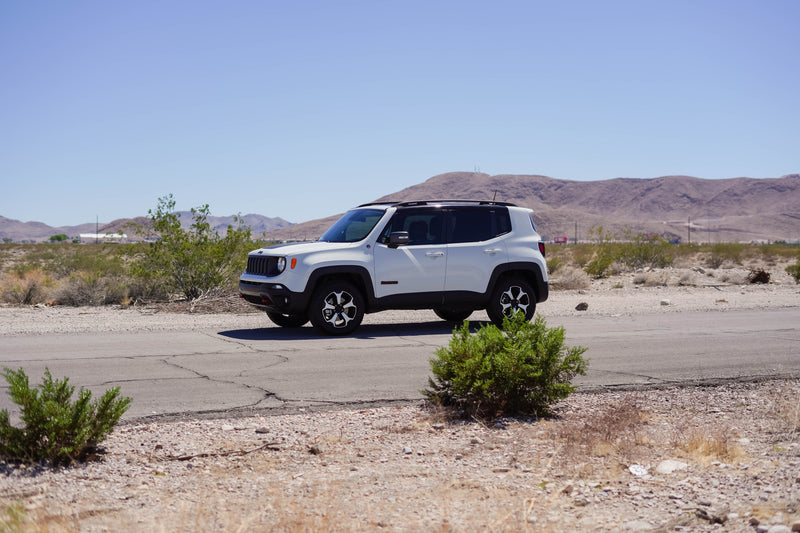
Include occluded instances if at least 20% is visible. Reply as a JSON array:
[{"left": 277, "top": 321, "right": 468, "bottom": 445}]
[{"left": 687, "top": 216, "right": 691, "bottom": 244}]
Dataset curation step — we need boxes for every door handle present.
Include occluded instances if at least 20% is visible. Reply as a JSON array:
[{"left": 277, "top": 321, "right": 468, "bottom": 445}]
[
  {"left": 483, "top": 248, "right": 502, "bottom": 255},
  {"left": 426, "top": 251, "right": 445, "bottom": 257}
]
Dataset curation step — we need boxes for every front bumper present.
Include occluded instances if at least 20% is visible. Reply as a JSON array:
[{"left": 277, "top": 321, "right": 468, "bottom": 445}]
[{"left": 238, "top": 279, "right": 309, "bottom": 314}]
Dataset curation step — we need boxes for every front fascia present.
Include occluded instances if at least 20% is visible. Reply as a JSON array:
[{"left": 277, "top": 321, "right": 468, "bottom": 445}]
[
  {"left": 239, "top": 242, "right": 375, "bottom": 313},
  {"left": 242, "top": 240, "right": 374, "bottom": 286},
  {"left": 239, "top": 208, "right": 394, "bottom": 313}
]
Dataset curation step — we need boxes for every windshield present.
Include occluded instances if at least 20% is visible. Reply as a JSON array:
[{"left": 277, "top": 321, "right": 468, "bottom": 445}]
[{"left": 319, "top": 208, "right": 385, "bottom": 242}]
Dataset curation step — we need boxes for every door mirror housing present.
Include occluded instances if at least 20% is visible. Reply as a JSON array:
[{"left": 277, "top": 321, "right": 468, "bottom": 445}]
[{"left": 388, "top": 231, "right": 409, "bottom": 248}]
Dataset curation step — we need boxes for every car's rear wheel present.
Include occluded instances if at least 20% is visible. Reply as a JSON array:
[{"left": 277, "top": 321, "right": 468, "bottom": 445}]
[
  {"left": 266, "top": 311, "right": 309, "bottom": 328},
  {"left": 433, "top": 307, "right": 473, "bottom": 323},
  {"left": 486, "top": 276, "right": 536, "bottom": 327},
  {"left": 308, "top": 280, "right": 365, "bottom": 335}
]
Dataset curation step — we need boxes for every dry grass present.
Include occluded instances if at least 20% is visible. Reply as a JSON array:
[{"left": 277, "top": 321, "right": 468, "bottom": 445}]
[
  {"left": 0, "top": 503, "right": 80, "bottom": 533},
  {"left": 2, "top": 384, "right": 798, "bottom": 531},
  {"left": 0, "top": 270, "right": 54, "bottom": 305},
  {"left": 151, "top": 289, "right": 258, "bottom": 314},
  {"left": 555, "top": 394, "right": 650, "bottom": 459},
  {"left": 549, "top": 266, "right": 590, "bottom": 290},
  {"left": 680, "top": 427, "right": 746, "bottom": 464},
  {"left": 767, "top": 382, "right": 800, "bottom": 436}
]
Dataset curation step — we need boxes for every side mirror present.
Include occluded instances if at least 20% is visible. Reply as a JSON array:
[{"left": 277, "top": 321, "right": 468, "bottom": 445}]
[{"left": 388, "top": 231, "right": 409, "bottom": 248}]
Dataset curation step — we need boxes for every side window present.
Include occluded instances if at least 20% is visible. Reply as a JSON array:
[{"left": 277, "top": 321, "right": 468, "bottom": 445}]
[
  {"left": 378, "top": 209, "right": 445, "bottom": 245},
  {"left": 528, "top": 212, "right": 537, "bottom": 232},
  {"left": 448, "top": 207, "right": 509, "bottom": 243},
  {"left": 495, "top": 208, "right": 511, "bottom": 236}
]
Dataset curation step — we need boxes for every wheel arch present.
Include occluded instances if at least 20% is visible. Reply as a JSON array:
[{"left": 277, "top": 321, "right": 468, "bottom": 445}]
[
  {"left": 306, "top": 266, "right": 376, "bottom": 308},
  {"left": 488, "top": 262, "right": 549, "bottom": 303}
]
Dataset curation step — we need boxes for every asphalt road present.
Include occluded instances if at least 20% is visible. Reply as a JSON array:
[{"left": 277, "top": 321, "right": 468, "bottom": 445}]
[{"left": 1, "top": 308, "right": 799, "bottom": 422}]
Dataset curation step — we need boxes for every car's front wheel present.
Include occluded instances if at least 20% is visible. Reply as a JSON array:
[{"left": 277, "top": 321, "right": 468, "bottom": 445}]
[
  {"left": 266, "top": 311, "right": 309, "bottom": 328},
  {"left": 486, "top": 276, "right": 536, "bottom": 327},
  {"left": 308, "top": 281, "right": 365, "bottom": 335}
]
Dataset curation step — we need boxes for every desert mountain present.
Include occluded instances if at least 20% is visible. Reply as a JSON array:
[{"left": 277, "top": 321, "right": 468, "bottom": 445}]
[
  {"left": 263, "top": 172, "right": 800, "bottom": 243},
  {"left": 0, "top": 217, "right": 98, "bottom": 243},
  {"left": 4, "top": 173, "right": 799, "bottom": 243},
  {"left": 0, "top": 213, "right": 292, "bottom": 242}
]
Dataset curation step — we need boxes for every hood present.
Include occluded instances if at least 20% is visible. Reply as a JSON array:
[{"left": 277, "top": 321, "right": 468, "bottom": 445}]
[{"left": 250, "top": 240, "right": 352, "bottom": 256}]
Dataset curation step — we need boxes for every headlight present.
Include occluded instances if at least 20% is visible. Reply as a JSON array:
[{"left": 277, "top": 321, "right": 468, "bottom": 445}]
[{"left": 276, "top": 257, "right": 287, "bottom": 274}]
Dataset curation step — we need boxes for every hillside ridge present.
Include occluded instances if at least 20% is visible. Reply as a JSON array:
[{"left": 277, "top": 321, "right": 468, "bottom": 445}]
[
  {"left": 3, "top": 173, "right": 799, "bottom": 243},
  {"left": 266, "top": 172, "right": 800, "bottom": 243}
]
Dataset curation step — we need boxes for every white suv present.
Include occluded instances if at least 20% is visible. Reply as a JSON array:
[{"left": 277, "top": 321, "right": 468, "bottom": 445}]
[{"left": 239, "top": 200, "right": 548, "bottom": 335}]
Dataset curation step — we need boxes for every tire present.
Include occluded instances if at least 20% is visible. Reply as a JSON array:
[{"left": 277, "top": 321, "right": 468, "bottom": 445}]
[
  {"left": 308, "top": 280, "right": 365, "bottom": 335},
  {"left": 486, "top": 276, "right": 536, "bottom": 327},
  {"left": 266, "top": 311, "right": 309, "bottom": 328},
  {"left": 433, "top": 307, "right": 473, "bottom": 323}
]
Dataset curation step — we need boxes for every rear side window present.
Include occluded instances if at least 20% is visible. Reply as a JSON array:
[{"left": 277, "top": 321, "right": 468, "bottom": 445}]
[{"left": 448, "top": 207, "right": 510, "bottom": 243}]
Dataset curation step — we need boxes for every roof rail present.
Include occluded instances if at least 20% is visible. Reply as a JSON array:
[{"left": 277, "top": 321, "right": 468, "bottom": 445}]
[
  {"left": 357, "top": 199, "right": 517, "bottom": 208},
  {"left": 356, "top": 201, "right": 398, "bottom": 207}
]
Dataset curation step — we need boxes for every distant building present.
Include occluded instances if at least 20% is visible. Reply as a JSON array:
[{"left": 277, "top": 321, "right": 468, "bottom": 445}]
[{"left": 78, "top": 233, "right": 128, "bottom": 243}]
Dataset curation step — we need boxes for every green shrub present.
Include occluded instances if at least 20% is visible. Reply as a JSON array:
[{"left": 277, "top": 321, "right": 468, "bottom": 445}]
[
  {"left": 130, "top": 195, "right": 253, "bottom": 300},
  {"left": 423, "top": 314, "right": 588, "bottom": 419},
  {"left": 571, "top": 244, "right": 595, "bottom": 267},
  {"left": 614, "top": 232, "right": 674, "bottom": 270},
  {"left": 0, "top": 368, "right": 131, "bottom": 466},
  {"left": 708, "top": 242, "right": 745, "bottom": 267},
  {"left": 546, "top": 256, "right": 564, "bottom": 275},
  {"left": 584, "top": 250, "right": 614, "bottom": 278},
  {"left": 51, "top": 246, "right": 126, "bottom": 278},
  {"left": 787, "top": 260, "right": 800, "bottom": 284}
]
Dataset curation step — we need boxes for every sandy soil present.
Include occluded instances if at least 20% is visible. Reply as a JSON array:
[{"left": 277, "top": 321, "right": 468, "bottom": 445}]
[{"left": 1, "top": 269, "right": 799, "bottom": 532}]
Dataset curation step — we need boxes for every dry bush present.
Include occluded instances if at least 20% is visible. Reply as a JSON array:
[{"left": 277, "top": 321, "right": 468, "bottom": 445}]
[
  {"left": 53, "top": 272, "right": 149, "bottom": 306},
  {"left": 677, "top": 424, "right": 746, "bottom": 464},
  {"left": 766, "top": 381, "right": 800, "bottom": 435},
  {"left": 551, "top": 394, "right": 650, "bottom": 468},
  {"left": 54, "top": 272, "right": 110, "bottom": 306},
  {"left": 0, "top": 269, "right": 54, "bottom": 305},
  {"left": 549, "top": 267, "right": 590, "bottom": 290},
  {"left": 632, "top": 271, "right": 669, "bottom": 287},
  {"left": 152, "top": 288, "right": 255, "bottom": 314},
  {"left": 0, "top": 503, "right": 79, "bottom": 532},
  {"left": 718, "top": 271, "right": 747, "bottom": 284},
  {"left": 643, "top": 272, "right": 669, "bottom": 287},
  {"left": 746, "top": 268, "right": 771, "bottom": 284}
]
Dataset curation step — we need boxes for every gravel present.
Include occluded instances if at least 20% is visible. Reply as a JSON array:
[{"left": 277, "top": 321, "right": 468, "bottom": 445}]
[
  {"left": 1, "top": 280, "right": 798, "bottom": 337},
  {"left": 1, "top": 274, "right": 799, "bottom": 531}
]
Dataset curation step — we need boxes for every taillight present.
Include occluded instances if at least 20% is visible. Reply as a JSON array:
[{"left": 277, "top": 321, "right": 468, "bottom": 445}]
[{"left": 538, "top": 242, "right": 546, "bottom": 257}]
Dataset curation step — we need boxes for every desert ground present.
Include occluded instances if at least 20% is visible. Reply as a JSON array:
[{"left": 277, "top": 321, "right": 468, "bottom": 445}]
[{"left": 1, "top": 261, "right": 799, "bottom": 532}]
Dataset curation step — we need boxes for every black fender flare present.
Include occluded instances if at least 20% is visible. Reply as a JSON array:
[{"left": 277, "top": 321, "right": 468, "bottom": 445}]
[
  {"left": 487, "top": 262, "right": 549, "bottom": 303},
  {"left": 305, "top": 265, "right": 378, "bottom": 308}
]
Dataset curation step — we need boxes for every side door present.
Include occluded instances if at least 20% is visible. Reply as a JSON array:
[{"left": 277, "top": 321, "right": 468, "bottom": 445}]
[
  {"left": 372, "top": 208, "right": 447, "bottom": 299},
  {"left": 443, "top": 207, "right": 510, "bottom": 294}
]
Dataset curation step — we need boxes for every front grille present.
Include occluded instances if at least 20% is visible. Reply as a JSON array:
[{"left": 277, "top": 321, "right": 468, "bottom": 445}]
[{"left": 246, "top": 255, "right": 281, "bottom": 277}]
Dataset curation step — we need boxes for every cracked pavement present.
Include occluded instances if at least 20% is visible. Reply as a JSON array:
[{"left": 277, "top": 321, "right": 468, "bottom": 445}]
[{"left": 1, "top": 308, "right": 799, "bottom": 422}]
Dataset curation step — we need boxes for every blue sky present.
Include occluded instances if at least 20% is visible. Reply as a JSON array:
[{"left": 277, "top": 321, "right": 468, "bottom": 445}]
[{"left": 1, "top": 0, "right": 798, "bottom": 226}]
